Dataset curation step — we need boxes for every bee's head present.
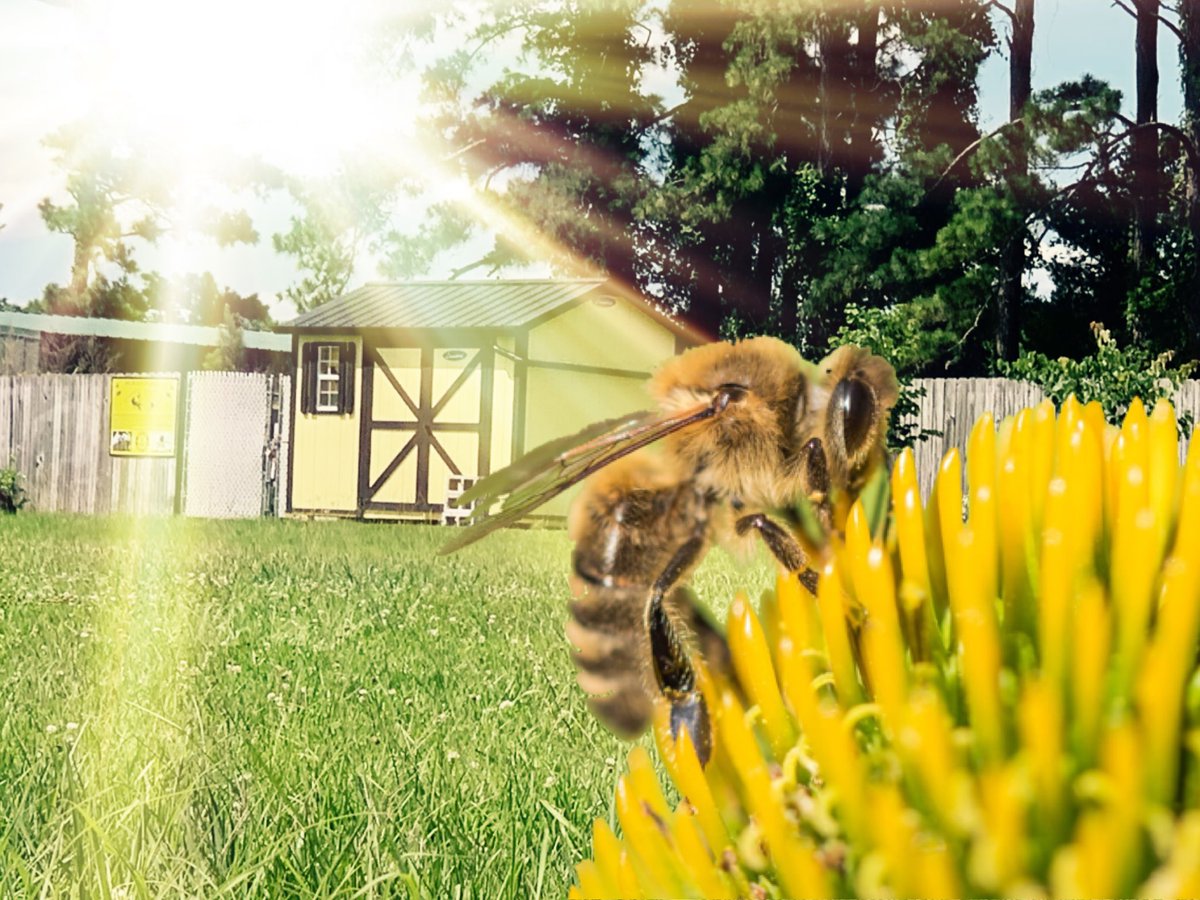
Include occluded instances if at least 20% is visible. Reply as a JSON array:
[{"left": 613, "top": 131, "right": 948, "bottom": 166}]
[{"left": 651, "top": 336, "right": 812, "bottom": 474}]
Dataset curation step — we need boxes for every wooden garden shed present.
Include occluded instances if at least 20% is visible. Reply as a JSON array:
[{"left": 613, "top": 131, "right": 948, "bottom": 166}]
[{"left": 283, "top": 279, "right": 695, "bottom": 520}]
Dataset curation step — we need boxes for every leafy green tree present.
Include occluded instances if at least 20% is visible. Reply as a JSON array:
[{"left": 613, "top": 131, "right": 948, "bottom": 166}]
[
  {"left": 379, "top": 202, "right": 472, "bottom": 279},
  {"left": 811, "top": 71, "right": 1139, "bottom": 375},
  {"left": 202, "top": 307, "right": 247, "bottom": 371},
  {"left": 272, "top": 214, "right": 355, "bottom": 313},
  {"left": 272, "top": 160, "right": 399, "bottom": 311},
  {"left": 399, "top": 0, "right": 996, "bottom": 350},
  {"left": 37, "top": 123, "right": 169, "bottom": 311},
  {"left": 384, "top": 1, "right": 1200, "bottom": 379},
  {"left": 37, "top": 122, "right": 260, "bottom": 321},
  {"left": 146, "top": 272, "right": 270, "bottom": 329},
  {"left": 389, "top": 0, "right": 662, "bottom": 294},
  {"left": 645, "top": 0, "right": 883, "bottom": 340},
  {"left": 200, "top": 208, "right": 259, "bottom": 248}
]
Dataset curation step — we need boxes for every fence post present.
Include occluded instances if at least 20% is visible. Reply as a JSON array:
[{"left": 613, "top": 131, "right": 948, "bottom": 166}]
[{"left": 173, "top": 369, "right": 189, "bottom": 515}]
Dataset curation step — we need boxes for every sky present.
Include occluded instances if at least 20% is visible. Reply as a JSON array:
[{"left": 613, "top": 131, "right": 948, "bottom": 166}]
[{"left": 0, "top": 0, "right": 1187, "bottom": 321}]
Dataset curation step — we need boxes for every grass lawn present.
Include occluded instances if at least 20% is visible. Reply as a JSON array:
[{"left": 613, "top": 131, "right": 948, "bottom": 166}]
[{"left": 0, "top": 514, "right": 773, "bottom": 897}]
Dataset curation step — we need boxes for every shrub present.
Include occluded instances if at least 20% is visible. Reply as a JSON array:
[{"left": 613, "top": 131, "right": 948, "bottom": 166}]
[
  {"left": 570, "top": 396, "right": 1200, "bottom": 898},
  {"left": 0, "top": 462, "right": 27, "bottom": 513},
  {"left": 1002, "top": 321, "right": 1196, "bottom": 434}
]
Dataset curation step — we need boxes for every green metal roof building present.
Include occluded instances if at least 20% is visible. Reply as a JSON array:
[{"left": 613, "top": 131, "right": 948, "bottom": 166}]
[{"left": 0, "top": 310, "right": 290, "bottom": 374}]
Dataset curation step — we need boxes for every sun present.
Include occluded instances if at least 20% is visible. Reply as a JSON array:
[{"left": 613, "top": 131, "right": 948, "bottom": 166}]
[
  {"left": 75, "top": 0, "right": 424, "bottom": 180},
  {"left": 32, "top": 0, "right": 442, "bottom": 293},
  {"left": 16, "top": 0, "right": 559, "bottom": 296}
]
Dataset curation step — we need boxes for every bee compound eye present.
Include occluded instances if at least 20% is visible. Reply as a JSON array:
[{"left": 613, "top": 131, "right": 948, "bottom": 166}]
[
  {"left": 717, "top": 383, "right": 748, "bottom": 403},
  {"left": 831, "top": 377, "right": 875, "bottom": 455}
]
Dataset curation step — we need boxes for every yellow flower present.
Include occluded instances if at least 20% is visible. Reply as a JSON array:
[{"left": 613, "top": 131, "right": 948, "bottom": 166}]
[{"left": 570, "top": 398, "right": 1200, "bottom": 899}]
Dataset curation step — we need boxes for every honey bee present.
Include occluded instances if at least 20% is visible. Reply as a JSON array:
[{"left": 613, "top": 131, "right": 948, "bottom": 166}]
[{"left": 441, "top": 336, "right": 898, "bottom": 763}]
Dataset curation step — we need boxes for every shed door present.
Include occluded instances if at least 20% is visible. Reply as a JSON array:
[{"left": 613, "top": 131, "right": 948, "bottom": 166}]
[{"left": 359, "top": 345, "right": 488, "bottom": 514}]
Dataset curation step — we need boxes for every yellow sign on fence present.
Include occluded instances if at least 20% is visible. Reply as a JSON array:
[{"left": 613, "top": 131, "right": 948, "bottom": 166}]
[{"left": 109, "top": 376, "right": 179, "bottom": 457}]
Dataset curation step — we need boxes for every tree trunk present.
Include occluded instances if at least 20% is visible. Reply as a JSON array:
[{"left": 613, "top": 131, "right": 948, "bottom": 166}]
[
  {"left": 997, "top": 0, "right": 1034, "bottom": 362},
  {"left": 846, "top": 1, "right": 881, "bottom": 200},
  {"left": 67, "top": 241, "right": 92, "bottom": 313},
  {"left": 1181, "top": 0, "right": 1200, "bottom": 343},
  {"left": 1010, "top": 0, "right": 1034, "bottom": 122},
  {"left": 816, "top": 16, "right": 852, "bottom": 179},
  {"left": 1131, "top": 0, "right": 1160, "bottom": 278}
]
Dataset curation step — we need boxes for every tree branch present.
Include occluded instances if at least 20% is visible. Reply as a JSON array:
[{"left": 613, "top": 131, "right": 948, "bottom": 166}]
[
  {"left": 928, "top": 119, "right": 1024, "bottom": 192},
  {"left": 631, "top": 102, "right": 689, "bottom": 138},
  {"left": 1023, "top": 121, "right": 1200, "bottom": 226},
  {"left": 466, "top": 15, "right": 536, "bottom": 68},
  {"left": 482, "top": 163, "right": 508, "bottom": 192},
  {"left": 1116, "top": 120, "right": 1200, "bottom": 174},
  {"left": 449, "top": 257, "right": 491, "bottom": 280},
  {"left": 948, "top": 303, "right": 989, "bottom": 367},
  {"left": 631, "top": 20, "right": 654, "bottom": 49},
  {"left": 984, "top": 0, "right": 1017, "bottom": 20},
  {"left": 444, "top": 138, "right": 487, "bottom": 162},
  {"left": 934, "top": 118, "right": 1200, "bottom": 213},
  {"left": 1110, "top": 0, "right": 1184, "bottom": 42}
]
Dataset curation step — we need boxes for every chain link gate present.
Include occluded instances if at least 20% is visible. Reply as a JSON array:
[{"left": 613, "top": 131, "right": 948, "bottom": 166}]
[{"left": 182, "top": 371, "right": 291, "bottom": 518}]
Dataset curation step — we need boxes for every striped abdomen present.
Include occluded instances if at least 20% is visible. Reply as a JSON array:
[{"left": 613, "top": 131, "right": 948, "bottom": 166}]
[{"left": 565, "top": 456, "right": 713, "bottom": 737}]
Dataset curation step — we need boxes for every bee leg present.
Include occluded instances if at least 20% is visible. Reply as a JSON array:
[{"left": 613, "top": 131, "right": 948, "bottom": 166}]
[
  {"left": 803, "top": 436, "right": 831, "bottom": 499},
  {"left": 673, "top": 587, "right": 733, "bottom": 681},
  {"left": 645, "top": 536, "right": 714, "bottom": 765},
  {"left": 735, "top": 513, "right": 820, "bottom": 594},
  {"left": 800, "top": 436, "right": 839, "bottom": 534}
]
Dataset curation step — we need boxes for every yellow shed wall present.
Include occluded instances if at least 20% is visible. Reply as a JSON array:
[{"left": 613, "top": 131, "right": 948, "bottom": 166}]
[
  {"left": 521, "top": 298, "right": 679, "bottom": 516},
  {"left": 372, "top": 348, "right": 421, "bottom": 422},
  {"left": 523, "top": 367, "right": 654, "bottom": 517},
  {"left": 527, "top": 297, "right": 676, "bottom": 369},
  {"left": 491, "top": 351, "right": 515, "bottom": 473},
  {"left": 291, "top": 335, "right": 363, "bottom": 513}
]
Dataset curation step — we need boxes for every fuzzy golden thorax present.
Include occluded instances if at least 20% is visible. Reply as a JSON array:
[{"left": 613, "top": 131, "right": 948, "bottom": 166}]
[{"left": 649, "top": 336, "right": 824, "bottom": 508}]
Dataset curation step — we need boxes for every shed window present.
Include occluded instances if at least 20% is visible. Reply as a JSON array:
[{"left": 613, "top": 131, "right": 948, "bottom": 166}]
[
  {"left": 316, "top": 345, "right": 340, "bottom": 411},
  {"left": 300, "top": 341, "right": 356, "bottom": 415}
]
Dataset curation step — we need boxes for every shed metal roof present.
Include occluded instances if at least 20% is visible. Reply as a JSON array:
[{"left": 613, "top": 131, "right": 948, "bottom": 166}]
[
  {"left": 0, "top": 310, "right": 290, "bottom": 352},
  {"left": 286, "top": 279, "right": 609, "bottom": 331}
]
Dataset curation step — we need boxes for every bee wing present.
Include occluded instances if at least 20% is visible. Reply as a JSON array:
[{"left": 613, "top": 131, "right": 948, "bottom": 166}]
[
  {"left": 438, "top": 397, "right": 721, "bottom": 554},
  {"left": 455, "top": 411, "right": 654, "bottom": 509}
]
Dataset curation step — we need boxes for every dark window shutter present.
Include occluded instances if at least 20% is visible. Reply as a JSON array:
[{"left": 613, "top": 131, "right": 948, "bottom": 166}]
[
  {"left": 300, "top": 342, "right": 317, "bottom": 414},
  {"left": 339, "top": 342, "right": 356, "bottom": 414}
]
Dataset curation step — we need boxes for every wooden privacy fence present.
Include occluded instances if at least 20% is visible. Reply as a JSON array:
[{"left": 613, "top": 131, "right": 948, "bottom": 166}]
[
  {"left": 0, "top": 372, "right": 289, "bottom": 516},
  {"left": 0, "top": 374, "right": 170, "bottom": 514},
  {"left": 906, "top": 378, "right": 1200, "bottom": 498},
  {"left": 3, "top": 373, "right": 1199, "bottom": 516}
]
